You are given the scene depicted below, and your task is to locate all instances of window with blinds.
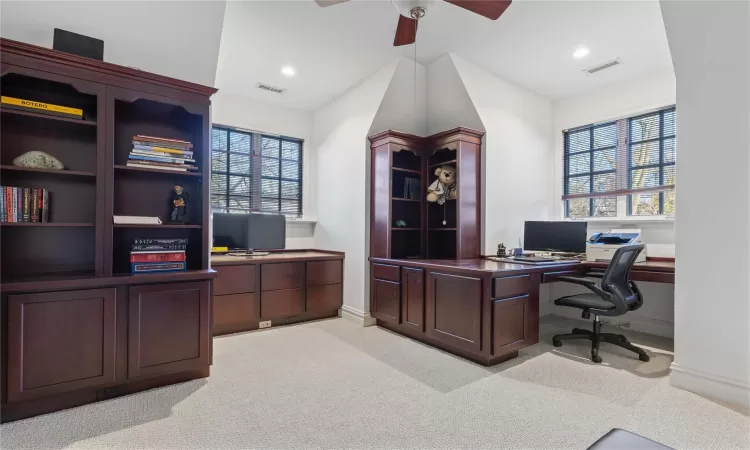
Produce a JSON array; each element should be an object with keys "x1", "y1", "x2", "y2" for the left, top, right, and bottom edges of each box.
[
  {"x1": 211, "y1": 125, "x2": 303, "y2": 217},
  {"x1": 563, "y1": 106, "x2": 675, "y2": 218}
]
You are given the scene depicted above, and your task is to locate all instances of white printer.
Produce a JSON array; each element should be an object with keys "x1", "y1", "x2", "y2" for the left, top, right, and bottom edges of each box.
[{"x1": 586, "y1": 229, "x2": 646, "y2": 263}]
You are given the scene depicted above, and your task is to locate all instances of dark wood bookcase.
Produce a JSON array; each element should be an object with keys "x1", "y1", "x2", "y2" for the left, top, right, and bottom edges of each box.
[
  {"x1": 0, "y1": 38, "x2": 217, "y2": 422},
  {"x1": 369, "y1": 127, "x2": 483, "y2": 260}
]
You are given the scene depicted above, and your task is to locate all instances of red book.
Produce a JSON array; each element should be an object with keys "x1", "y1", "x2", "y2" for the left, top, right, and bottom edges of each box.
[
  {"x1": 4, "y1": 187, "x2": 11, "y2": 222},
  {"x1": 130, "y1": 252, "x2": 186, "y2": 263}
]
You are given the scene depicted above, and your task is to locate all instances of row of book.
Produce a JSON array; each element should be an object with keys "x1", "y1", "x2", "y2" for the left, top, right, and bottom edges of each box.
[
  {"x1": 1, "y1": 95, "x2": 84, "y2": 120},
  {"x1": 127, "y1": 135, "x2": 198, "y2": 173},
  {"x1": 0, "y1": 186, "x2": 49, "y2": 223},
  {"x1": 131, "y1": 238, "x2": 188, "y2": 273}
]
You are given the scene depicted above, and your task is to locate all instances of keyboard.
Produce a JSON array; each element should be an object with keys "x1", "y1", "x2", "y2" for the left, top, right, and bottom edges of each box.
[{"x1": 512, "y1": 256, "x2": 557, "y2": 263}]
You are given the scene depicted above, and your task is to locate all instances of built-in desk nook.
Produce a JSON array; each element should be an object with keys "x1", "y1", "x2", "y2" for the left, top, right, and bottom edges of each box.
[{"x1": 211, "y1": 250, "x2": 344, "y2": 335}]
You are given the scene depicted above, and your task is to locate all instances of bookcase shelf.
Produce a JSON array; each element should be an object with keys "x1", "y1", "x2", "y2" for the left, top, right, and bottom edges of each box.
[
  {"x1": 429, "y1": 159, "x2": 457, "y2": 169},
  {"x1": 1, "y1": 222, "x2": 95, "y2": 227},
  {"x1": 113, "y1": 223, "x2": 202, "y2": 229},
  {"x1": 392, "y1": 167, "x2": 421, "y2": 175},
  {"x1": 0, "y1": 165, "x2": 96, "y2": 177},
  {"x1": 392, "y1": 197, "x2": 420, "y2": 202},
  {"x1": 0, "y1": 107, "x2": 97, "y2": 126},
  {"x1": 114, "y1": 165, "x2": 201, "y2": 177}
]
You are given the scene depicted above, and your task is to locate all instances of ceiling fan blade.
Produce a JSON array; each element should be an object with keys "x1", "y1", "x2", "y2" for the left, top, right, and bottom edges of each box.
[
  {"x1": 443, "y1": 0, "x2": 512, "y2": 20},
  {"x1": 393, "y1": 15, "x2": 418, "y2": 46},
  {"x1": 314, "y1": 0, "x2": 350, "y2": 7}
]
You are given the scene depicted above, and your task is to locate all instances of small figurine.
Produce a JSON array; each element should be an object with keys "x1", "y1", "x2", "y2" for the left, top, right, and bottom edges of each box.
[{"x1": 170, "y1": 184, "x2": 189, "y2": 223}]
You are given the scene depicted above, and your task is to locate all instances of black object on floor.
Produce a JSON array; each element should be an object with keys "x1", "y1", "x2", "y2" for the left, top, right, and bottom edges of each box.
[{"x1": 587, "y1": 428, "x2": 675, "y2": 450}]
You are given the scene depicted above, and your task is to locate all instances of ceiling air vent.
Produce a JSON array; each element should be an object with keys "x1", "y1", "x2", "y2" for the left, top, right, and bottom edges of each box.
[
  {"x1": 584, "y1": 59, "x2": 621, "y2": 75},
  {"x1": 256, "y1": 82, "x2": 286, "y2": 94}
]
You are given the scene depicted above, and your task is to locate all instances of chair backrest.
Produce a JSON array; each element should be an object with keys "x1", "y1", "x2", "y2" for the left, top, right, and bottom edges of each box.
[{"x1": 600, "y1": 244, "x2": 646, "y2": 308}]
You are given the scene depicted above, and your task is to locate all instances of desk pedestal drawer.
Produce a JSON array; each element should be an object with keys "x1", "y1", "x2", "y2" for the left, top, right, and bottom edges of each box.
[
  {"x1": 262, "y1": 263, "x2": 303, "y2": 291},
  {"x1": 213, "y1": 293, "x2": 258, "y2": 335},
  {"x1": 214, "y1": 265, "x2": 256, "y2": 295},
  {"x1": 260, "y1": 289, "x2": 304, "y2": 319},
  {"x1": 493, "y1": 275, "x2": 530, "y2": 299},
  {"x1": 307, "y1": 284, "x2": 343, "y2": 312}
]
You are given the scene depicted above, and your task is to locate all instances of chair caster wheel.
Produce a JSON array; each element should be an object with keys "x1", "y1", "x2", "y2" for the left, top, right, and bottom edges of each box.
[
  {"x1": 639, "y1": 354, "x2": 650, "y2": 362},
  {"x1": 591, "y1": 355, "x2": 603, "y2": 363},
  {"x1": 552, "y1": 339, "x2": 562, "y2": 347}
]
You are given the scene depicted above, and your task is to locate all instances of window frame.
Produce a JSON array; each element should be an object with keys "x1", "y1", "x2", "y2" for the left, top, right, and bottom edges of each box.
[
  {"x1": 211, "y1": 124, "x2": 304, "y2": 217},
  {"x1": 562, "y1": 105, "x2": 676, "y2": 219}
]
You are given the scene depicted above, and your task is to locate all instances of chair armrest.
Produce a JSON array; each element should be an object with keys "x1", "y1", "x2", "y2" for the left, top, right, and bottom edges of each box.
[{"x1": 555, "y1": 275, "x2": 600, "y2": 286}]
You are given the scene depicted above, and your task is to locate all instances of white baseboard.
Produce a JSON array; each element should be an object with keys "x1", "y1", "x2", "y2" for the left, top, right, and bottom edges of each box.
[
  {"x1": 670, "y1": 363, "x2": 750, "y2": 409},
  {"x1": 340, "y1": 305, "x2": 376, "y2": 327}
]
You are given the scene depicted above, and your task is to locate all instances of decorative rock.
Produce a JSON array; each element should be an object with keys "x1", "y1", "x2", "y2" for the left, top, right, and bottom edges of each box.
[{"x1": 13, "y1": 151, "x2": 64, "y2": 170}]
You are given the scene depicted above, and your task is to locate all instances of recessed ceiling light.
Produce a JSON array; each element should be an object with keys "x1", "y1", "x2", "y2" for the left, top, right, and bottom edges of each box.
[
  {"x1": 281, "y1": 66, "x2": 296, "y2": 77},
  {"x1": 573, "y1": 47, "x2": 590, "y2": 59}
]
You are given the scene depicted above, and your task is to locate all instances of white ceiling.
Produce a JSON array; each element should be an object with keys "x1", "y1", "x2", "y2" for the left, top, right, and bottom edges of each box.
[
  {"x1": 0, "y1": 1, "x2": 227, "y2": 87},
  {"x1": 216, "y1": 0, "x2": 672, "y2": 111}
]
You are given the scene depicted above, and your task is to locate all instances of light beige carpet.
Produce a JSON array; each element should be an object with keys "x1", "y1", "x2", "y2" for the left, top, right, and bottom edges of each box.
[{"x1": 1, "y1": 316, "x2": 748, "y2": 449}]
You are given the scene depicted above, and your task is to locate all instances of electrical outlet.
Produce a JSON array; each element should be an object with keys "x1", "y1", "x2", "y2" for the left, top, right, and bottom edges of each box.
[{"x1": 259, "y1": 320, "x2": 272, "y2": 329}]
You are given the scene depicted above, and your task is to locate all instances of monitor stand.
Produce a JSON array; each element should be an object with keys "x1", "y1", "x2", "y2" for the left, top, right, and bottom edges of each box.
[{"x1": 226, "y1": 249, "x2": 271, "y2": 257}]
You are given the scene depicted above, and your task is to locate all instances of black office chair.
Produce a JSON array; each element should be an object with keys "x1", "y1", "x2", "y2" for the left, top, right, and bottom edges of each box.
[{"x1": 552, "y1": 244, "x2": 650, "y2": 363}]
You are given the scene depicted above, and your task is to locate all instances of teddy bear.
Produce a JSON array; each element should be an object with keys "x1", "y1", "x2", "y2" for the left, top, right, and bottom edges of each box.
[{"x1": 426, "y1": 165, "x2": 457, "y2": 204}]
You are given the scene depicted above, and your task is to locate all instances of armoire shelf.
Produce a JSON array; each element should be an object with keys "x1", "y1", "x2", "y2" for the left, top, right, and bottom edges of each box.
[
  {"x1": 0, "y1": 165, "x2": 96, "y2": 177},
  {"x1": 369, "y1": 127, "x2": 483, "y2": 260},
  {"x1": 0, "y1": 106, "x2": 98, "y2": 126}
]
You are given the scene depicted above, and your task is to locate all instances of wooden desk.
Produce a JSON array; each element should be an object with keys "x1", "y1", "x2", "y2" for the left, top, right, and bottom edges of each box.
[
  {"x1": 368, "y1": 257, "x2": 674, "y2": 366},
  {"x1": 211, "y1": 250, "x2": 344, "y2": 335}
]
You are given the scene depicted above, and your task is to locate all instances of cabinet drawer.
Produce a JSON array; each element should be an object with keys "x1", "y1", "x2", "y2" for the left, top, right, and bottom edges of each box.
[
  {"x1": 371, "y1": 279, "x2": 400, "y2": 324},
  {"x1": 372, "y1": 263, "x2": 400, "y2": 282},
  {"x1": 307, "y1": 260, "x2": 343, "y2": 286},
  {"x1": 262, "y1": 263, "x2": 304, "y2": 291},
  {"x1": 213, "y1": 293, "x2": 259, "y2": 335},
  {"x1": 493, "y1": 275, "x2": 530, "y2": 299},
  {"x1": 6, "y1": 288, "x2": 117, "y2": 403},
  {"x1": 307, "y1": 284, "x2": 343, "y2": 312},
  {"x1": 214, "y1": 265, "x2": 256, "y2": 295},
  {"x1": 260, "y1": 288, "x2": 305, "y2": 319}
]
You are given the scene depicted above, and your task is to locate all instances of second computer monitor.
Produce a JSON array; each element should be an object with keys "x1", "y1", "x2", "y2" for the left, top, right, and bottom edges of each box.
[
  {"x1": 213, "y1": 213, "x2": 286, "y2": 251},
  {"x1": 523, "y1": 221, "x2": 588, "y2": 253}
]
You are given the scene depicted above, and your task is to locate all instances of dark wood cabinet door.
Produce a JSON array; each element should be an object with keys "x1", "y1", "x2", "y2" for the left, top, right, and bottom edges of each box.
[
  {"x1": 213, "y1": 293, "x2": 259, "y2": 335},
  {"x1": 401, "y1": 267, "x2": 424, "y2": 332},
  {"x1": 261, "y1": 263, "x2": 304, "y2": 291},
  {"x1": 6, "y1": 288, "x2": 117, "y2": 403},
  {"x1": 371, "y1": 279, "x2": 400, "y2": 324},
  {"x1": 214, "y1": 265, "x2": 257, "y2": 295},
  {"x1": 128, "y1": 281, "x2": 210, "y2": 379},
  {"x1": 492, "y1": 295, "x2": 530, "y2": 355},
  {"x1": 426, "y1": 272, "x2": 482, "y2": 353},
  {"x1": 260, "y1": 288, "x2": 305, "y2": 319},
  {"x1": 306, "y1": 260, "x2": 342, "y2": 286},
  {"x1": 306, "y1": 284, "x2": 343, "y2": 313}
]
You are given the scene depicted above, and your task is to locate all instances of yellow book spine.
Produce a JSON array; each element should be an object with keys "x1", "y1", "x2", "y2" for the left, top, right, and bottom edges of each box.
[
  {"x1": 146, "y1": 146, "x2": 187, "y2": 154},
  {"x1": 1, "y1": 96, "x2": 83, "y2": 116}
]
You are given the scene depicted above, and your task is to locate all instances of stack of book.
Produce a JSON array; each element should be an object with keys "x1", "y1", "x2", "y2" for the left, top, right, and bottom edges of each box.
[
  {"x1": 127, "y1": 135, "x2": 197, "y2": 173},
  {"x1": 1, "y1": 186, "x2": 49, "y2": 223},
  {"x1": 131, "y1": 238, "x2": 188, "y2": 273}
]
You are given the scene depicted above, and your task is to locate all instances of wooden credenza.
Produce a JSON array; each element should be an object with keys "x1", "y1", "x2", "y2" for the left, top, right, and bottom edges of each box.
[{"x1": 211, "y1": 251, "x2": 344, "y2": 335}]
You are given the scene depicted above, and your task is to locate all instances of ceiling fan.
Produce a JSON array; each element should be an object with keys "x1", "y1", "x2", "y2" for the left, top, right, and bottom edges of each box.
[{"x1": 314, "y1": 0, "x2": 512, "y2": 46}]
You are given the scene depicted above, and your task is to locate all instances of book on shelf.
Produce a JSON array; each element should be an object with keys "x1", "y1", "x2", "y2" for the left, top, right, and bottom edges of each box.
[
  {"x1": 130, "y1": 152, "x2": 195, "y2": 164},
  {"x1": 133, "y1": 135, "x2": 193, "y2": 149},
  {"x1": 1, "y1": 186, "x2": 49, "y2": 223},
  {"x1": 126, "y1": 162, "x2": 194, "y2": 173},
  {"x1": 126, "y1": 159, "x2": 197, "y2": 170},
  {"x1": 132, "y1": 144, "x2": 193, "y2": 156},
  {"x1": 130, "y1": 251, "x2": 186, "y2": 263},
  {"x1": 133, "y1": 238, "x2": 188, "y2": 245},
  {"x1": 131, "y1": 262, "x2": 186, "y2": 273},
  {"x1": 1, "y1": 96, "x2": 84, "y2": 119},
  {"x1": 113, "y1": 215, "x2": 162, "y2": 225},
  {"x1": 132, "y1": 244, "x2": 187, "y2": 251}
]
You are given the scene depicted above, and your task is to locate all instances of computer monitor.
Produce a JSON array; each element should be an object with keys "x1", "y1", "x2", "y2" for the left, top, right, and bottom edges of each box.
[
  {"x1": 213, "y1": 213, "x2": 286, "y2": 252},
  {"x1": 523, "y1": 221, "x2": 588, "y2": 253}
]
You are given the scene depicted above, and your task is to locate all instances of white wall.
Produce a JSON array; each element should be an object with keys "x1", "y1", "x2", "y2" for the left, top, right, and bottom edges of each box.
[
  {"x1": 0, "y1": 0, "x2": 226, "y2": 87},
  {"x1": 426, "y1": 55, "x2": 484, "y2": 136},
  {"x1": 369, "y1": 59, "x2": 427, "y2": 137},
  {"x1": 661, "y1": 0, "x2": 750, "y2": 408},
  {"x1": 451, "y1": 54, "x2": 554, "y2": 255},
  {"x1": 313, "y1": 60, "x2": 398, "y2": 316}
]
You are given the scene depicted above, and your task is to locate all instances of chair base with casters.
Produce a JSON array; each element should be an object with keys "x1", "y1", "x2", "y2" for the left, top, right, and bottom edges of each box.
[
  {"x1": 550, "y1": 244, "x2": 650, "y2": 364},
  {"x1": 552, "y1": 314, "x2": 650, "y2": 364}
]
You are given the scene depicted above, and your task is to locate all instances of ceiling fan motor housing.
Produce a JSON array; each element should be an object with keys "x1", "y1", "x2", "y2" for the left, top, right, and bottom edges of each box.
[{"x1": 392, "y1": 0, "x2": 429, "y2": 19}]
